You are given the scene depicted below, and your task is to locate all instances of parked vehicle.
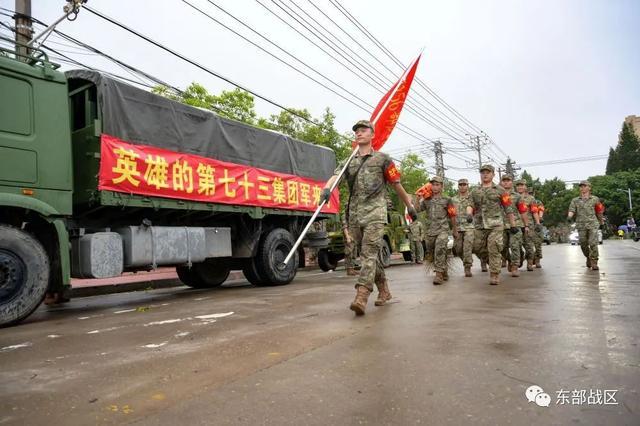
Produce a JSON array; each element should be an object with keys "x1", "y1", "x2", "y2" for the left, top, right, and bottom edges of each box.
[
  {"x1": 0, "y1": 47, "x2": 338, "y2": 326},
  {"x1": 317, "y1": 210, "x2": 412, "y2": 271}
]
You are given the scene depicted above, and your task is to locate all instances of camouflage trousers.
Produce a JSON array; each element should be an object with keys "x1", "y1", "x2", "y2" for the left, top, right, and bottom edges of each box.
[
  {"x1": 410, "y1": 239, "x2": 424, "y2": 262},
  {"x1": 454, "y1": 229, "x2": 474, "y2": 267},
  {"x1": 473, "y1": 228, "x2": 504, "y2": 274},
  {"x1": 425, "y1": 232, "x2": 449, "y2": 273},
  {"x1": 522, "y1": 229, "x2": 536, "y2": 262},
  {"x1": 349, "y1": 222, "x2": 385, "y2": 291},
  {"x1": 343, "y1": 230, "x2": 356, "y2": 270},
  {"x1": 534, "y1": 228, "x2": 543, "y2": 260},
  {"x1": 578, "y1": 227, "x2": 599, "y2": 261},
  {"x1": 501, "y1": 228, "x2": 523, "y2": 266}
]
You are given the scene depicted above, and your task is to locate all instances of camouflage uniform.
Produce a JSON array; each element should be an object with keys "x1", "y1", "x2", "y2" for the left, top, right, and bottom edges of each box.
[
  {"x1": 533, "y1": 199, "x2": 544, "y2": 264},
  {"x1": 452, "y1": 183, "x2": 474, "y2": 268},
  {"x1": 500, "y1": 183, "x2": 525, "y2": 268},
  {"x1": 470, "y1": 170, "x2": 513, "y2": 276},
  {"x1": 409, "y1": 219, "x2": 425, "y2": 263},
  {"x1": 569, "y1": 193, "x2": 603, "y2": 264},
  {"x1": 339, "y1": 150, "x2": 400, "y2": 292},
  {"x1": 418, "y1": 179, "x2": 455, "y2": 275},
  {"x1": 342, "y1": 213, "x2": 356, "y2": 272},
  {"x1": 518, "y1": 190, "x2": 538, "y2": 265}
]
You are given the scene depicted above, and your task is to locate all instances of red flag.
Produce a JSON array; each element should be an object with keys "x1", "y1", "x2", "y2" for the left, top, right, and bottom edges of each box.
[{"x1": 370, "y1": 54, "x2": 422, "y2": 151}]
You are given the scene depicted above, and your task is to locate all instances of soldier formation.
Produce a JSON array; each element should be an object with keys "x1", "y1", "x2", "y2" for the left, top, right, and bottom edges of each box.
[{"x1": 322, "y1": 120, "x2": 605, "y2": 315}]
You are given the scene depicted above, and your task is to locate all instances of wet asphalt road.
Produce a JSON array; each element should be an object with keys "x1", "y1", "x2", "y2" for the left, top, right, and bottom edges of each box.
[{"x1": 1, "y1": 241, "x2": 639, "y2": 425}]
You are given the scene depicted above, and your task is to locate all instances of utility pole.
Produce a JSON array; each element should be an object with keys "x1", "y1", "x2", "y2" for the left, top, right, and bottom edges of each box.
[
  {"x1": 433, "y1": 139, "x2": 445, "y2": 178},
  {"x1": 14, "y1": 0, "x2": 32, "y2": 61},
  {"x1": 474, "y1": 136, "x2": 482, "y2": 170}
]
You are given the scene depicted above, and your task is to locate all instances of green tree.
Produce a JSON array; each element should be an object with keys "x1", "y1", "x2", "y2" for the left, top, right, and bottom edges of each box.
[
  {"x1": 153, "y1": 83, "x2": 257, "y2": 124},
  {"x1": 387, "y1": 153, "x2": 429, "y2": 212},
  {"x1": 606, "y1": 122, "x2": 640, "y2": 174},
  {"x1": 589, "y1": 169, "x2": 640, "y2": 226}
]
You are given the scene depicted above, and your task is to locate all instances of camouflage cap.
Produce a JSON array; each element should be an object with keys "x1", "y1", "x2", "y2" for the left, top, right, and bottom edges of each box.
[
  {"x1": 457, "y1": 178, "x2": 469, "y2": 184},
  {"x1": 579, "y1": 180, "x2": 591, "y2": 187},
  {"x1": 501, "y1": 173, "x2": 513, "y2": 181},
  {"x1": 430, "y1": 176, "x2": 444, "y2": 184},
  {"x1": 479, "y1": 164, "x2": 495, "y2": 172},
  {"x1": 515, "y1": 179, "x2": 527, "y2": 186},
  {"x1": 352, "y1": 120, "x2": 374, "y2": 132}
]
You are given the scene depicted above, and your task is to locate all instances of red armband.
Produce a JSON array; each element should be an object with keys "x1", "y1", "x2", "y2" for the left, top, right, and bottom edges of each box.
[
  {"x1": 538, "y1": 204, "x2": 545, "y2": 212},
  {"x1": 415, "y1": 182, "x2": 432, "y2": 199},
  {"x1": 517, "y1": 201, "x2": 528, "y2": 214},
  {"x1": 500, "y1": 193, "x2": 512, "y2": 207},
  {"x1": 530, "y1": 203, "x2": 539, "y2": 213},
  {"x1": 384, "y1": 161, "x2": 401, "y2": 183},
  {"x1": 594, "y1": 202, "x2": 605, "y2": 214},
  {"x1": 447, "y1": 204, "x2": 457, "y2": 218}
]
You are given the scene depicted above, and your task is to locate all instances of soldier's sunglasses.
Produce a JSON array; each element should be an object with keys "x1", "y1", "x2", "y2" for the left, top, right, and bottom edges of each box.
[{"x1": 458, "y1": 183, "x2": 468, "y2": 186}]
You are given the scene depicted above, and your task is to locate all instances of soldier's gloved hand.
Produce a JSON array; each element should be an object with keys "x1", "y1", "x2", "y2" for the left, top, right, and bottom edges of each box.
[
  {"x1": 539, "y1": 219, "x2": 544, "y2": 224},
  {"x1": 522, "y1": 226, "x2": 529, "y2": 235},
  {"x1": 466, "y1": 214, "x2": 473, "y2": 224},
  {"x1": 509, "y1": 227, "x2": 519, "y2": 235},
  {"x1": 408, "y1": 206, "x2": 418, "y2": 222},
  {"x1": 599, "y1": 223, "x2": 605, "y2": 230},
  {"x1": 319, "y1": 188, "x2": 331, "y2": 205},
  {"x1": 452, "y1": 229, "x2": 459, "y2": 239},
  {"x1": 534, "y1": 224, "x2": 543, "y2": 232}
]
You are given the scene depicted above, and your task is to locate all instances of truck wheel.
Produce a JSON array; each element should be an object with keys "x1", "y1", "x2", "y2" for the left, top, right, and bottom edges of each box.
[
  {"x1": 242, "y1": 257, "x2": 267, "y2": 286},
  {"x1": 0, "y1": 225, "x2": 49, "y2": 327},
  {"x1": 317, "y1": 249, "x2": 337, "y2": 271},
  {"x1": 402, "y1": 251, "x2": 412, "y2": 262},
  {"x1": 176, "y1": 262, "x2": 230, "y2": 288},
  {"x1": 379, "y1": 240, "x2": 391, "y2": 268},
  {"x1": 254, "y1": 228, "x2": 298, "y2": 286}
]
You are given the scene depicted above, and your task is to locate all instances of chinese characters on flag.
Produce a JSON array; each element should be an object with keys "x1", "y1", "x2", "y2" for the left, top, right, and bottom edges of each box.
[{"x1": 99, "y1": 134, "x2": 339, "y2": 213}]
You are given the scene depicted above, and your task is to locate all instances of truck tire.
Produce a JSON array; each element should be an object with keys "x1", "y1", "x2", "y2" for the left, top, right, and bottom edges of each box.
[
  {"x1": 402, "y1": 251, "x2": 412, "y2": 262},
  {"x1": 254, "y1": 228, "x2": 298, "y2": 286},
  {"x1": 242, "y1": 257, "x2": 267, "y2": 286},
  {"x1": 317, "y1": 248, "x2": 337, "y2": 271},
  {"x1": 0, "y1": 225, "x2": 49, "y2": 327},
  {"x1": 379, "y1": 239, "x2": 391, "y2": 268},
  {"x1": 176, "y1": 261, "x2": 230, "y2": 288}
]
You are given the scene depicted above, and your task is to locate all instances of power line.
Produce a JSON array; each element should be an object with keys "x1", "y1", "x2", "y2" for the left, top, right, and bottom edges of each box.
[{"x1": 83, "y1": 4, "x2": 325, "y2": 129}]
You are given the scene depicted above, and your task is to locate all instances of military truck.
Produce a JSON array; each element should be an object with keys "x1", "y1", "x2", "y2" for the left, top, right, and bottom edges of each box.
[
  {"x1": 0, "y1": 45, "x2": 338, "y2": 326},
  {"x1": 316, "y1": 209, "x2": 412, "y2": 271}
]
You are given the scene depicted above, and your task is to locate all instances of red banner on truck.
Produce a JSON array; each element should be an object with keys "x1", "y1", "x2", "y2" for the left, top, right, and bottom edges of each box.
[{"x1": 98, "y1": 134, "x2": 339, "y2": 213}]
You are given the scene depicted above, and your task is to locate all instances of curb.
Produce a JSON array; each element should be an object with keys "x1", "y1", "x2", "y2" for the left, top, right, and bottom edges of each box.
[{"x1": 69, "y1": 271, "x2": 245, "y2": 298}]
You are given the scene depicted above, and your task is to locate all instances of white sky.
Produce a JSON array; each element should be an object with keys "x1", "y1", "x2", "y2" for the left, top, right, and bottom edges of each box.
[{"x1": 2, "y1": 0, "x2": 638, "y2": 183}]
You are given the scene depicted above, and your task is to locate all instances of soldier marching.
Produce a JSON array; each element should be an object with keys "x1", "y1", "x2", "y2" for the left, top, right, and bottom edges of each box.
[
  {"x1": 321, "y1": 120, "x2": 417, "y2": 315},
  {"x1": 568, "y1": 180, "x2": 605, "y2": 270}
]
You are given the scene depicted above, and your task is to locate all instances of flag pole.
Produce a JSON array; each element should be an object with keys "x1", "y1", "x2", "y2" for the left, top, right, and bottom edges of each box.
[{"x1": 281, "y1": 54, "x2": 421, "y2": 268}]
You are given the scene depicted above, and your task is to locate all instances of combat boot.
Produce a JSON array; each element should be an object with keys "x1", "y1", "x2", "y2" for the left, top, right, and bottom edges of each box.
[
  {"x1": 585, "y1": 258, "x2": 591, "y2": 268},
  {"x1": 510, "y1": 265, "x2": 520, "y2": 277},
  {"x1": 590, "y1": 259, "x2": 599, "y2": 271},
  {"x1": 350, "y1": 286, "x2": 370, "y2": 315},
  {"x1": 535, "y1": 258, "x2": 542, "y2": 269},
  {"x1": 526, "y1": 260, "x2": 534, "y2": 271},
  {"x1": 433, "y1": 272, "x2": 444, "y2": 285},
  {"x1": 489, "y1": 273, "x2": 499, "y2": 285},
  {"x1": 374, "y1": 280, "x2": 392, "y2": 306},
  {"x1": 481, "y1": 259, "x2": 488, "y2": 272},
  {"x1": 443, "y1": 270, "x2": 449, "y2": 281},
  {"x1": 501, "y1": 259, "x2": 507, "y2": 268},
  {"x1": 464, "y1": 266, "x2": 472, "y2": 277},
  {"x1": 346, "y1": 267, "x2": 358, "y2": 276}
]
